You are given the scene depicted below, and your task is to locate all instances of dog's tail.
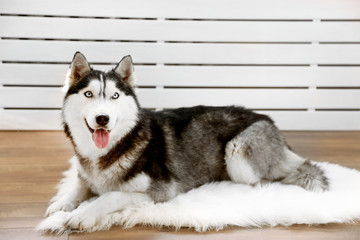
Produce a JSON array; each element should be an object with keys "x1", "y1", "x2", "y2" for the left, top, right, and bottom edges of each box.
[{"x1": 281, "y1": 150, "x2": 329, "y2": 192}]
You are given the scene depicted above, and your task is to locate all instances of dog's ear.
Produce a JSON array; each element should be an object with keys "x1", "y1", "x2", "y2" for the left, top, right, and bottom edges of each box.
[
  {"x1": 67, "y1": 52, "x2": 91, "y2": 86},
  {"x1": 114, "y1": 55, "x2": 135, "y2": 87}
]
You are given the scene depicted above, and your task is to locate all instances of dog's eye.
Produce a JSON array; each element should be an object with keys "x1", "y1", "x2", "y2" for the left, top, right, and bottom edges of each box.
[
  {"x1": 112, "y1": 92, "x2": 119, "y2": 99},
  {"x1": 84, "y1": 91, "x2": 93, "y2": 98}
]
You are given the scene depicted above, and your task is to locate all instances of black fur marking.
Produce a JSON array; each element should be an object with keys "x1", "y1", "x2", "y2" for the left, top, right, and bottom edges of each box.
[
  {"x1": 105, "y1": 70, "x2": 140, "y2": 107},
  {"x1": 99, "y1": 73, "x2": 104, "y2": 97},
  {"x1": 65, "y1": 70, "x2": 102, "y2": 98},
  {"x1": 63, "y1": 122, "x2": 76, "y2": 147},
  {"x1": 63, "y1": 122, "x2": 92, "y2": 171},
  {"x1": 124, "y1": 114, "x2": 172, "y2": 183},
  {"x1": 63, "y1": 122, "x2": 71, "y2": 139},
  {"x1": 97, "y1": 122, "x2": 147, "y2": 170},
  {"x1": 77, "y1": 153, "x2": 92, "y2": 171},
  {"x1": 102, "y1": 73, "x2": 107, "y2": 98},
  {"x1": 84, "y1": 119, "x2": 94, "y2": 133},
  {"x1": 107, "y1": 70, "x2": 133, "y2": 95},
  {"x1": 161, "y1": 106, "x2": 272, "y2": 141}
]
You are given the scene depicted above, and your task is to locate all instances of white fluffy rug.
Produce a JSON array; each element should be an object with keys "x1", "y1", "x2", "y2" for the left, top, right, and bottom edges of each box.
[{"x1": 38, "y1": 162, "x2": 360, "y2": 233}]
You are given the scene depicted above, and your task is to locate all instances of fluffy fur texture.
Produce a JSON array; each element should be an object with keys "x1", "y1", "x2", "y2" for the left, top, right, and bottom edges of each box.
[{"x1": 37, "y1": 162, "x2": 360, "y2": 233}]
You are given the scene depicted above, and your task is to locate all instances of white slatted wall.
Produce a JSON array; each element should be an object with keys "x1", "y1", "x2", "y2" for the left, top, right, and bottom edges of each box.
[{"x1": 1, "y1": 0, "x2": 360, "y2": 130}]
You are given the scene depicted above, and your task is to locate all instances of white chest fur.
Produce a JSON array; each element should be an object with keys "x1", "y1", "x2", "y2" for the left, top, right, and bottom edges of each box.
[{"x1": 78, "y1": 160, "x2": 151, "y2": 195}]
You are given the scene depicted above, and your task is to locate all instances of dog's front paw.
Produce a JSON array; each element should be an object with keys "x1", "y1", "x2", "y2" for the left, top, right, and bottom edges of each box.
[
  {"x1": 46, "y1": 200, "x2": 76, "y2": 217},
  {"x1": 36, "y1": 211, "x2": 71, "y2": 234},
  {"x1": 64, "y1": 209, "x2": 101, "y2": 232}
]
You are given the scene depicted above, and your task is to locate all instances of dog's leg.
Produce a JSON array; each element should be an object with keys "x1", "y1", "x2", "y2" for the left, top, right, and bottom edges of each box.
[
  {"x1": 64, "y1": 191, "x2": 152, "y2": 232},
  {"x1": 46, "y1": 156, "x2": 91, "y2": 216},
  {"x1": 225, "y1": 120, "x2": 328, "y2": 192}
]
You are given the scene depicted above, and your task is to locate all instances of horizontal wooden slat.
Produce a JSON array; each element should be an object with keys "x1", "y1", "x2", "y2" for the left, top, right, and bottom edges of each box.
[
  {"x1": 1, "y1": 0, "x2": 360, "y2": 19},
  {"x1": 1, "y1": 40, "x2": 360, "y2": 64},
  {"x1": 0, "y1": 110, "x2": 62, "y2": 130},
  {"x1": 0, "y1": 87, "x2": 63, "y2": 108},
  {"x1": 261, "y1": 111, "x2": 360, "y2": 130},
  {"x1": 138, "y1": 89, "x2": 360, "y2": 109},
  {"x1": 1, "y1": 110, "x2": 359, "y2": 130},
  {"x1": 1, "y1": 64, "x2": 360, "y2": 87},
  {"x1": 2, "y1": 16, "x2": 360, "y2": 42},
  {"x1": 0, "y1": 64, "x2": 68, "y2": 85},
  {"x1": 136, "y1": 66, "x2": 360, "y2": 87},
  {"x1": 1, "y1": 87, "x2": 359, "y2": 109}
]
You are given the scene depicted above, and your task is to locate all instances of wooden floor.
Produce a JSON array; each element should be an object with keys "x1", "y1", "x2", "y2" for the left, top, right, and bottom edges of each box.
[{"x1": 0, "y1": 131, "x2": 359, "y2": 240}]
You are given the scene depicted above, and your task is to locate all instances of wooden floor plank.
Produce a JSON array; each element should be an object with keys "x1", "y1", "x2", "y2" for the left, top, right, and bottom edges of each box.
[
  {"x1": 0, "y1": 131, "x2": 359, "y2": 240},
  {"x1": 283, "y1": 132, "x2": 360, "y2": 169},
  {"x1": 0, "y1": 182, "x2": 58, "y2": 203},
  {"x1": 0, "y1": 202, "x2": 46, "y2": 218},
  {"x1": 0, "y1": 165, "x2": 68, "y2": 183},
  {"x1": 0, "y1": 203, "x2": 47, "y2": 229},
  {"x1": 0, "y1": 217, "x2": 45, "y2": 229},
  {"x1": 0, "y1": 131, "x2": 73, "y2": 166},
  {"x1": 0, "y1": 229, "x2": 68, "y2": 240}
]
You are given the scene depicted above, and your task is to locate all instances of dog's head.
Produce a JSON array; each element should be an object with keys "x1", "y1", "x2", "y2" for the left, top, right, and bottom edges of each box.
[{"x1": 62, "y1": 52, "x2": 140, "y2": 154}]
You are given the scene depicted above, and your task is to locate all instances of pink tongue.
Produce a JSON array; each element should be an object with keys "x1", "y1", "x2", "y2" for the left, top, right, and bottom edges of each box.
[{"x1": 92, "y1": 129, "x2": 110, "y2": 149}]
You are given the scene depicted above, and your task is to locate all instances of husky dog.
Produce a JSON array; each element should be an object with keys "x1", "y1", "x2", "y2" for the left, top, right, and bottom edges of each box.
[{"x1": 44, "y1": 52, "x2": 328, "y2": 232}]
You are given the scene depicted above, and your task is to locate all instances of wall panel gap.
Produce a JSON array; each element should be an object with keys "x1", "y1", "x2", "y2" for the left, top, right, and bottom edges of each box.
[
  {"x1": 155, "y1": 17, "x2": 166, "y2": 111},
  {"x1": 308, "y1": 27, "x2": 320, "y2": 113}
]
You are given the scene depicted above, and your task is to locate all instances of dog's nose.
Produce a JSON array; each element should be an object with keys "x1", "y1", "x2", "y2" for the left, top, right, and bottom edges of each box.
[{"x1": 96, "y1": 114, "x2": 109, "y2": 126}]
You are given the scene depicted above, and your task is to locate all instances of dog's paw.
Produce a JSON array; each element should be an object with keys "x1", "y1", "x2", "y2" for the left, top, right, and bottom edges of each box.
[
  {"x1": 36, "y1": 211, "x2": 71, "y2": 234},
  {"x1": 46, "y1": 200, "x2": 76, "y2": 217},
  {"x1": 64, "y1": 209, "x2": 101, "y2": 232}
]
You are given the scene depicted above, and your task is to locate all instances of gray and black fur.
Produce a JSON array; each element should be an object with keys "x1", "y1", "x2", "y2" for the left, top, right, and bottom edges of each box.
[{"x1": 63, "y1": 52, "x2": 329, "y2": 203}]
